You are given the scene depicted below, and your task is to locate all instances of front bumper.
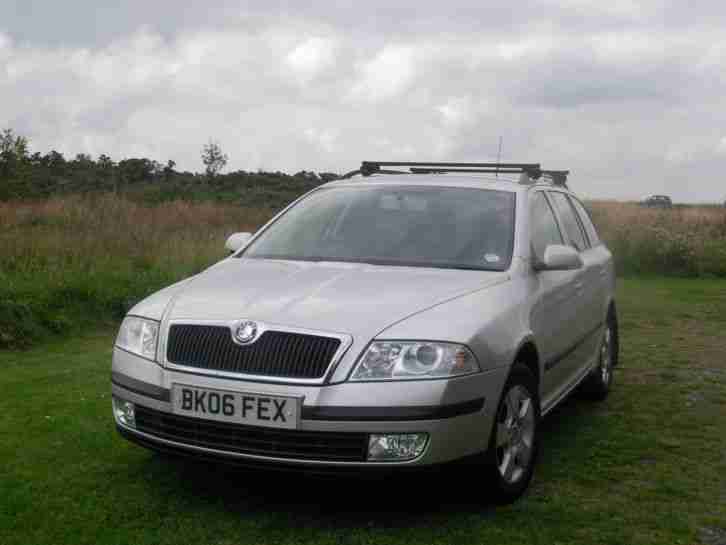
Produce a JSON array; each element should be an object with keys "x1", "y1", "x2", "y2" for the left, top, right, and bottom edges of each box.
[
  {"x1": 115, "y1": 425, "x2": 482, "y2": 476},
  {"x1": 112, "y1": 348, "x2": 509, "y2": 468}
]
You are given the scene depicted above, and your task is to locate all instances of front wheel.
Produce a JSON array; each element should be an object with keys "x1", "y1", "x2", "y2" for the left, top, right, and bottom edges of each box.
[
  {"x1": 483, "y1": 363, "x2": 540, "y2": 504},
  {"x1": 582, "y1": 314, "x2": 617, "y2": 400}
]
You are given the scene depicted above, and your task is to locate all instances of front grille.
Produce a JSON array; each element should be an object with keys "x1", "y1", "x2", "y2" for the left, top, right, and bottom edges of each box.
[
  {"x1": 166, "y1": 324, "x2": 341, "y2": 380},
  {"x1": 134, "y1": 405, "x2": 368, "y2": 462}
]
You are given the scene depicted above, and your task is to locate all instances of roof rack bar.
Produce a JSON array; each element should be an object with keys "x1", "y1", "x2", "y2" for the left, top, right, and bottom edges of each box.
[
  {"x1": 541, "y1": 170, "x2": 570, "y2": 187},
  {"x1": 409, "y1": 167, "x2": 528, "y2": 174},
  {"x1": 363, "y1": 161, "x2": 540, "y2": 169},
  {"x1": 345, "y1": 160, "x2": 570, "y2": 187},
  {"x1": 360, "y1": 161, "x2": 543, "y2": 179}
]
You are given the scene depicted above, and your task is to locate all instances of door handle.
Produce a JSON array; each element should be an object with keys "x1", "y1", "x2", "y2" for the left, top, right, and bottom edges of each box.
[{"x1": 575, "y1": 281, "x2": 584, "y2": 292}]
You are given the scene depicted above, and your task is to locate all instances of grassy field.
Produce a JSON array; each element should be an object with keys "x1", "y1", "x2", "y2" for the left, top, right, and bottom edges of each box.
[
  {"x1": 1, "y1": 277, "x2": 725, "y2": 545},
  {"x1": 589, "y1": 201, "x2": 726, "y2": 278},
  {"x1": 0, "y1": 196, "x2": 270, "y2": 348},
  {"x1": 2, "y1": 194, "x2": 726, "y2": 350}
]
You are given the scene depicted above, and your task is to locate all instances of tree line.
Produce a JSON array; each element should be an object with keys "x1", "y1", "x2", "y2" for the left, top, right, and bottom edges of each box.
[{"x1": 0, "y1": 129, "x2": 339, "y2": 207}]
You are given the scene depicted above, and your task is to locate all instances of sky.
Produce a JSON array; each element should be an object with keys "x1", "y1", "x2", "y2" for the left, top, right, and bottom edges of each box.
[{"x1": 1, "y1": 0, "x2": 725, "y2": 202}]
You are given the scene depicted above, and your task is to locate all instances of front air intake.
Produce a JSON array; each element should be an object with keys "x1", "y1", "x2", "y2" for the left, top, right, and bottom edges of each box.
[{"x1": 166, "y1": 324, "x2": 341, "y2": 380}]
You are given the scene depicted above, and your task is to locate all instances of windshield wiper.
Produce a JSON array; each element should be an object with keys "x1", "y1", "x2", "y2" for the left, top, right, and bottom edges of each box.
[{"x1": 243, "y1": 255, "x2": 501, "y2": 271}]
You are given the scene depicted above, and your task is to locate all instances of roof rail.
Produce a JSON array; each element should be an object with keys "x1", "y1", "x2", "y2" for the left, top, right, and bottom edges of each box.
[{"x1": 341, "y1": 161, "x2": 570, "y2": 187}]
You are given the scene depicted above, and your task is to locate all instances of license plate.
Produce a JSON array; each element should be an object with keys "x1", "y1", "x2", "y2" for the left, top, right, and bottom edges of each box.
[{"x1": 171, "y1": 384, "x2": 300, "y2": 430}]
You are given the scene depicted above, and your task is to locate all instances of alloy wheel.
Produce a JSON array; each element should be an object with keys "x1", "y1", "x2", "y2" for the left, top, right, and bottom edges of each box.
[{"x1": 495, "y1": 385, "x2": 536, "y2": 485}]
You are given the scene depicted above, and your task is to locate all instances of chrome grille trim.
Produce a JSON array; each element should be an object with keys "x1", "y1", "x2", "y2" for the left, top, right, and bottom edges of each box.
[{"x1": 160, "y1": 319, "x2": 353, "y2": 385}]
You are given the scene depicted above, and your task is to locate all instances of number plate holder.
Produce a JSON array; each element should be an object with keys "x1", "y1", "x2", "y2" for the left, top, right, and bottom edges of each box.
[{"x1": 171, "y1": 384, "x2": 301, "y2": 430}]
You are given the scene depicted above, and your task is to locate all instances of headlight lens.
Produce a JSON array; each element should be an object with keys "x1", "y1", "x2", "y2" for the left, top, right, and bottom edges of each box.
[
  {"x1": 350, "y1": 341, "x2": 480, "y2": 381},
  {"x1": 115, "y1": 316, "x2": 159, "y2": 361}
]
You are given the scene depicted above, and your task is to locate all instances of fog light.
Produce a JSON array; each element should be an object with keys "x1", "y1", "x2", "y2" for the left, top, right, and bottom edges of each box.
[
  {"x1": 113, "y1": 397, "x2": 136, "y2": 428},
  {"x1": 367, "y1": 433, "x2": 428, "y2": 461}
]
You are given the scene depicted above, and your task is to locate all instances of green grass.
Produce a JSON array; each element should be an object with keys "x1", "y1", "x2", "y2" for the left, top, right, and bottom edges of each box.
[{"x1": 1, "y1": 277, "x2": 725, "y2": 545}]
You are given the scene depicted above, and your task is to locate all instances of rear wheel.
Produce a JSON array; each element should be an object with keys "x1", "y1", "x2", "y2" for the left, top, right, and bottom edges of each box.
[{"x1": 483, "y1": 363, "x2": 540, "y2": 504}]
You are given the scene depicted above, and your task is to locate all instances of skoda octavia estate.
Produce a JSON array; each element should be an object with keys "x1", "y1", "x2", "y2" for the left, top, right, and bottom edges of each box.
[{"x1": 112, "y1": 161, "x2": 618, "y2": 503}]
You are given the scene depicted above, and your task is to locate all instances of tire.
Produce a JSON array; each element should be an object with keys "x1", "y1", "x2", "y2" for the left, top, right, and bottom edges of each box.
[
  {"x1": 482, "y1": 363, "x2": 540, "y2": 504},
  {"x1": 581, "y1": 311, "x2": 617, "y2": 400}
]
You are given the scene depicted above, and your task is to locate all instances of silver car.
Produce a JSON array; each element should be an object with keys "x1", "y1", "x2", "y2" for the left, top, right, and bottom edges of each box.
[{"x1": 112, "y1": 161, "x2": 618, "y2": 503}]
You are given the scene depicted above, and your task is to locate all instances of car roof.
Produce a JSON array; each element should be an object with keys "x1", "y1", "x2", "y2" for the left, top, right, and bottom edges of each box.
[{"x1": 323, "y1": 173, "x2": 571, "y2": 195}]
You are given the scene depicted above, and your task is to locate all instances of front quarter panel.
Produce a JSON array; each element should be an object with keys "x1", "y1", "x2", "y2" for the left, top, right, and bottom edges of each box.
[
  {"x1": 374, "y1": 275, "x2": 530, "y2": 375},
  {"x1": 126, "y1": 277, "x2": 196, "y2": 321}
]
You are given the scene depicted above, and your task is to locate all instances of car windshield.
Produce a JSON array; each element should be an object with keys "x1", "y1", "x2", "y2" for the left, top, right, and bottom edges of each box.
[{"x1": 241, "y1": 185, "x2": 516, "y2": 271}]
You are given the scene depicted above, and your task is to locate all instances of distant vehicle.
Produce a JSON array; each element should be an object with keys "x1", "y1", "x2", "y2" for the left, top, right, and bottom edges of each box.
[
  {"x1": 112, "y1": 160, "x2": 618, "y2": 504},
  {"x1": 641, "y1": 195, "x2": 673, "y2": 208}
]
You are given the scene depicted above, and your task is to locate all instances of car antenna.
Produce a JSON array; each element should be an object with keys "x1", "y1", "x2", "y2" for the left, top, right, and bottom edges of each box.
[{"x1": 496, "y1": 135, "x2": 503, "y2": 179}]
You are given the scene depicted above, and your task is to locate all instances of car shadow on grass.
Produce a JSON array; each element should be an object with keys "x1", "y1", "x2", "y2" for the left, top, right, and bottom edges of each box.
[
  {"x1": 140, "y1": 455, "x2": 491, "y2": 528},
  {"x1": 133, "y1": 391, "x2": 603, "y2": 530}
]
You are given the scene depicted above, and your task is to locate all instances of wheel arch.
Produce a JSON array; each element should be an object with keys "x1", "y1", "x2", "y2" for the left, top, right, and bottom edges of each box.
[{"x1": 511, "y1": 335, "x2": 541, "y2": 391}]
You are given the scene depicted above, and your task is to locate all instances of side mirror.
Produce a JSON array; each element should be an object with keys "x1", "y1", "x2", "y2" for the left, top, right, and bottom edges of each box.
[
  {"x1": 224, "y1": 232, "x2": 252, "y2": 253},
  {"x1": 535, "y1": 244, "x2": 583, "y2": 271}
]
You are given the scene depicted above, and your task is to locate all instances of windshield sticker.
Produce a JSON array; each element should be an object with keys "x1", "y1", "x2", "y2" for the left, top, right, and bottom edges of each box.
[{"x1": 484, "y1": 254, "x2": 501, "y2": 264}]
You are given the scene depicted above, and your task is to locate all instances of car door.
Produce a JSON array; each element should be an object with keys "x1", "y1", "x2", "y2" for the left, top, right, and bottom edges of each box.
[
  {"x1": 547, "y1": 191, "x2": 601, "y2": 381},
  {"x1": 527, "y1": 190, "x2": 583, "y2": 408},
  {"x1": 569, "y1": 196, "x2": 612, "y2": 329}
]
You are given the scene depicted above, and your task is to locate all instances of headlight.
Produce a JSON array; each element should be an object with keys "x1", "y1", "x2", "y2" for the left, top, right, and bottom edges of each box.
[
  {"x1": 115, "y1": 316, "x2": 159, "y2": 361},
  {"x1": 350, "y1": 341, "x2": 480, "y2": 381}
]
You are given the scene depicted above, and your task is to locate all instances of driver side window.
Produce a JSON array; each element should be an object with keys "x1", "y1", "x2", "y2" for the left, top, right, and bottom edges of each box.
[{"x1": 530, "y1": 191, "x2": 564, "y2": 263}]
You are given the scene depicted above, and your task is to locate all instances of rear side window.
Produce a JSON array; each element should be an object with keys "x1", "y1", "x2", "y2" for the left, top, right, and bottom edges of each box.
[
  {"x1": 529, "y1": 191, "x2": 564, "y2": 262},
  {"x1": 569, "y1": 197, "x2": 600, "y2": 246},
  {"x1": 548, "y1": 192, "x2": 589, "y2": 252}
]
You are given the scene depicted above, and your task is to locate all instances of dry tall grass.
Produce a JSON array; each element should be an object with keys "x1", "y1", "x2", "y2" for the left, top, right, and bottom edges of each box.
[
  {"x1": 589, "y1": 202, "x2": 726, "y2": 277},
  {"x1": 0, "y1": 195, "x2": 273, "y2": 347},
  {"x1": 1, "y1": 195, "x2": 270, "y2": 275},
  {"x1": 2, "y1": 194, "x2": 725, "y2": 348}
]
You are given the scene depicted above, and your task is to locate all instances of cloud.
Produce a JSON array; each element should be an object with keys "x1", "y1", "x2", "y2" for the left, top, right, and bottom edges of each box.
[
  {"x1": 0, "y1": 32, "x2": 10, "y2": 55},
  {"x1": 1, "y1": 2, "x2": 726, "y2": 202},
  {"x1": 303, "y1": 127, "x2": 339, "y2": 154},
  {"x1": 349, "y1": 44, "x2": 418, "y2": 102},
  {"x1": 286, "y1": 36, "x2": 337, "y2": 83},
  {"x1": 437, "y1": 97, "x2": 475, "y2": 127},
  {"x1": 542, "y1": 0, "x2": 649, "y2": 19}
]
